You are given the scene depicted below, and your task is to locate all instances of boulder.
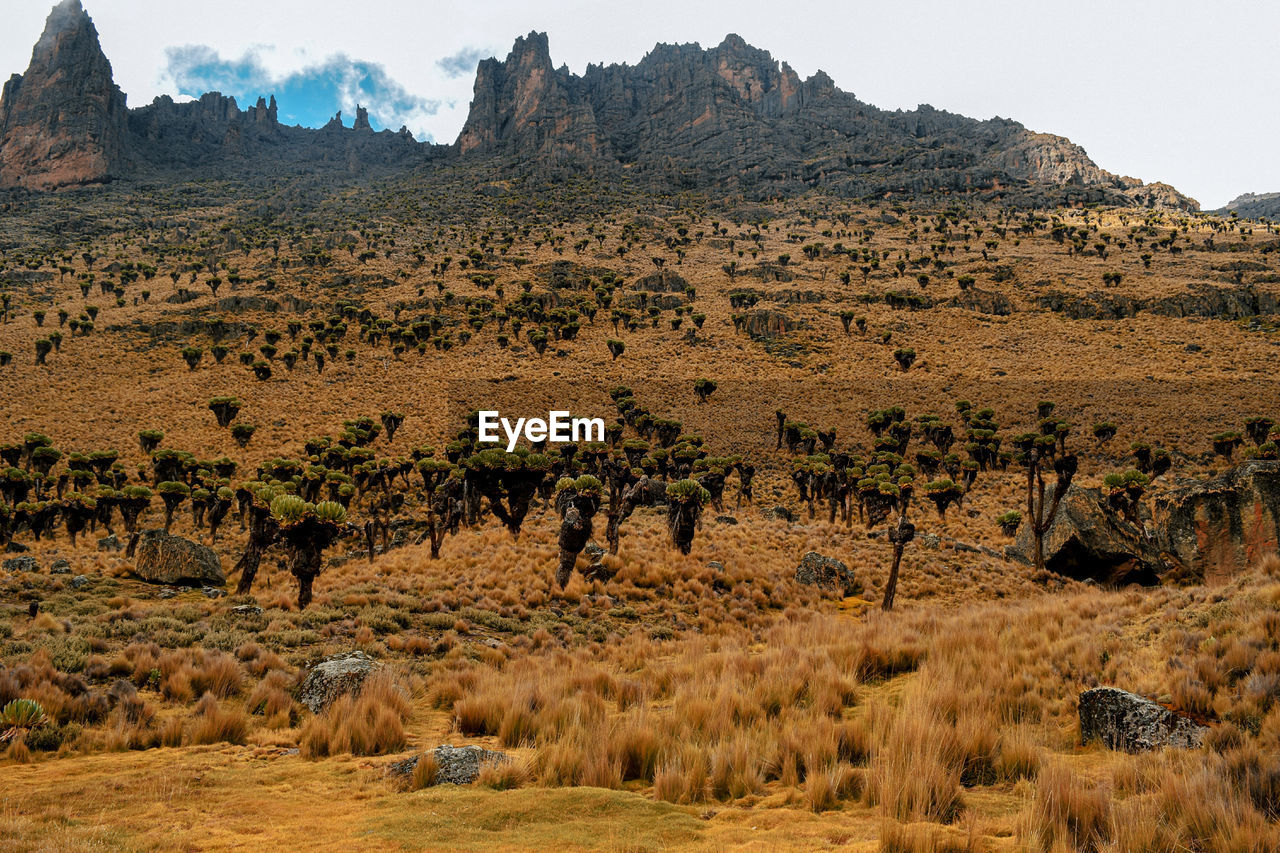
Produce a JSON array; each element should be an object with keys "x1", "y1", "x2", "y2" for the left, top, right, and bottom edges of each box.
[
  {"x1": 97, "y1": 534, "x2": 123, "y2": 552},
  {"x1": 50, "y1": 558, "x2": 71, "y2": 574},
  {"x1": 70, "y1": 574, "x2": 90, "y2": 589},
  {"x1": 298, "y1": 651, "x2": 380, "y2": 713},
  {"x1": 764, "y1": 505, "x2": 793, "y2": 523},
  {"x1": 131, "y1": 529, "x2": 224, "y2": 586},
  {"x1": 386, "y1": 744, "x2": 510, "y2": 786},
  {"x1": 1153, "y1": 460, "x2": 1280, "y2": 584},
  {"x1": 4, "y1": 556, "x2": 38, "y2": 573},
  {"x1": 1078, "y1": 687, "x2": 1208, "y2": 752},
  {"x1": 1006, "y1": 485, "x2": 1160, "y2": 585},
  {"x1": 795, "y1": 551, "x2": 858, "y2": 597}
]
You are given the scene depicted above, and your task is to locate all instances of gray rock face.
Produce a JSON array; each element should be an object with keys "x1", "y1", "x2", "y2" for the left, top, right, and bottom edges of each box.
[
  {"x1": 386, "y1": 744, "x2": 510, "y2": 787},
  {"x1": 1038, "y1": 283, "x2": 1280, "y2": 322},
  {"x1": 50, "y1": 558, "x2": 71, "y2": 573},
  {"x1": 97, "y1": 534, "x2": 123, "y2": 552},
  {"x1": 1006, "y1": 484, "x2": 1160, "y2": 585},
  {"x1": 0, "y1": 0, "x2": 129, "y2": 189},
  {"x1": 132, "y1": 530, "x2": 224, "y2": 586},
  {"x1": 4, "y1": 556, "x2": 38, "y2": 573},
  {"x1": 457, "y1": 32, "x2": 1194, "y2": 209},
  {"x1": 795, "y1": 551, "x2": 857, "y2": 597},
  {"x1": 70, "y1": 574, "x2": 89, "y2": 589},
  {"x1": 1079, "y1": 687, "x2": 1208, "y2": 752},
  {"x1": 1153, "y1": 460, "x2": 1280, "y2": 585},
  {"x1": 298, "y1": 651, "x2": 379, "y2": 714}
]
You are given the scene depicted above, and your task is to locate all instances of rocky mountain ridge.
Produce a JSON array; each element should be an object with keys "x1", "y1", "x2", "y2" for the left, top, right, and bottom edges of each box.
[
  {"x1": 1219, "y1": 192, "x2": 1280, "y2": 219},
  {"x1": 459, "y1": 32, "x2": 1193, "y2": 209},
  {"x1": 0, "y1": 0, "x2": 1198, "y2": 210}
]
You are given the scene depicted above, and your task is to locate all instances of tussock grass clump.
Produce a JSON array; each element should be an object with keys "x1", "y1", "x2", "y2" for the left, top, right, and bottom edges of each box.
[
  {"x1": 186, "y1": 692, "x2": 248, "y2": 746},
  {"x1": 299, "y1": 670, "x2": 410, "y2": 758},
  {"x1": 1024, "y1": 760, "x2": 1111, "y2": 852},
  {"x1": 409, "y1": 751, "x2": 439, "y2": 791}
]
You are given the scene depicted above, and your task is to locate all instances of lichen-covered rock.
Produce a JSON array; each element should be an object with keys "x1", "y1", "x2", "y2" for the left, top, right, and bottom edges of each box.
[
  {"x1": 131, "y1": 530, "x2": 224, "y2": 586},
  {"x1": 298, "y1": 651, "x2": 379, "y2": 714},
  {"x1": 3, "y1": 556, "x2": 38, "y2": 573},
  {"x1": 1079, "y1": 687, "x2": 1208, "y2": 752},
  {"x1": 764, "y1": 505, "x2": 793, "y2": 523},
  {"x1": 795, "y1": 551, "x2": 857, "y2": 597},
  {"x1": 386, "y1": 744, "x2": 510, "y2": 787},
  {"x1": 1006, "y1": 484, "x2": 1160, "y2": 585},
  {"x1": 1153, "y1": 460, "x2": 1280, "y2": 584}
]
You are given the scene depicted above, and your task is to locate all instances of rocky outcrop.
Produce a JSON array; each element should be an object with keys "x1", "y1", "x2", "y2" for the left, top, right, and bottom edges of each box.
[
  {"x1": 298, "y1": 651, "x2": 380, "y2": 713},
  {"x1": 131, "y1": 530, "x2": 224, "y2": 586},
  {"x1": 386, "y1": 744, "x2": 510, "y2": 786},
  {"x1": 740, "y1": 309, "x2": 801, "y2": 338},
  {"x1": 1006, "y1": 485, "x2": 1161, "y2": 585},
  {"x1": 794, "y1": 551, "x2": 858, "y2": 597},
  {"x1": 0, "y1": 0, "x2": 129, "y2": 189},
  {"x1": 1154, "y1": 461, "x2": 1280, "y2": 585},
  {"x1": 1078, "y1": 687, "x2": 1208, "y2": 752},
  {"x1": 126, "y1": 91, "x2": 424, "y2": 174},
  {"x1": 1038, "y1": 284, "x2": 1280, "y2": 321},
  {"x1": 456, "y1": 32, "x2": 1196, "y2": 209},
  {"x1": 945, "y1": 288, "x2": 1014, "y2": 316}
]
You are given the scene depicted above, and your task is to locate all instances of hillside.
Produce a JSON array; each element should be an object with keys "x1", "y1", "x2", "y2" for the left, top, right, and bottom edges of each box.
[{"x1": 0, "y1": 165, "x2": 1278, "y2": 848}]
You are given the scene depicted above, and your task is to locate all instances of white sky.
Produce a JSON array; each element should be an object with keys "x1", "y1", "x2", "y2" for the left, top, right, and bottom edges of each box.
[{"x1": 3, "y1": 0, "x2": 1276, "y2": 209}]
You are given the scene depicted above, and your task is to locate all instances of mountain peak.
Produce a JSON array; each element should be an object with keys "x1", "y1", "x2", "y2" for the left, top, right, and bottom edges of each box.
[
  {"x1": 34, "y1": 0, "x2": 91, "y2": 52},
  {"x1": 0, "y1": 0, "x2": 128, "y2": 189}
]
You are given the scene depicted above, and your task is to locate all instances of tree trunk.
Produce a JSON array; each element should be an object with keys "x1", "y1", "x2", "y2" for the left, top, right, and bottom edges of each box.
[{"x1": 882, "y1": 543, "x2": 905, "y2": 611}]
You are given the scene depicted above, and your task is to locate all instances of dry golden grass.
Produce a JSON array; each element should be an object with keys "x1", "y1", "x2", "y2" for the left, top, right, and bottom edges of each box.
[
  {"x1": 1, "y1": 194, "x2": 1279, "y2": 849},
  {"x1": 299, "y1": 669, "x2": 410, "y2": 758}
]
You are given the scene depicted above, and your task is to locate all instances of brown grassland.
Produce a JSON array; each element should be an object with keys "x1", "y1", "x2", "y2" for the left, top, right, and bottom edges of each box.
[{"x1": 1, "y1": 177, "x2": 1279, "y2": 851}]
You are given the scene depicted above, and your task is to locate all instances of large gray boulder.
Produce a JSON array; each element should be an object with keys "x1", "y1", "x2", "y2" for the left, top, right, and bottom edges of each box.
[
  {"x1": 298, "y1": 651, "x2": 380, "y2": 713},
  {"x1": 1079, "y1": 687, "x2": 1208, "y2": 752},
  {"x1": 4, "y1": 556, "x2": 38, "y2": 573},
  {"x1": 1153, "y1": 460, "x2": 1280, "y2": 584},
  {"x1": 1006, "y1": 485, "x2": 1160, "y2": 585},
  {"x1": 131, "y1": 530, "x2": 224, "y2": 586},
  {"x1": 794, "y1": 551, "x2": 858, "y2": 597},
  {"x1": 386, "y1": 744, "x2": 510, "y2": 786}
]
